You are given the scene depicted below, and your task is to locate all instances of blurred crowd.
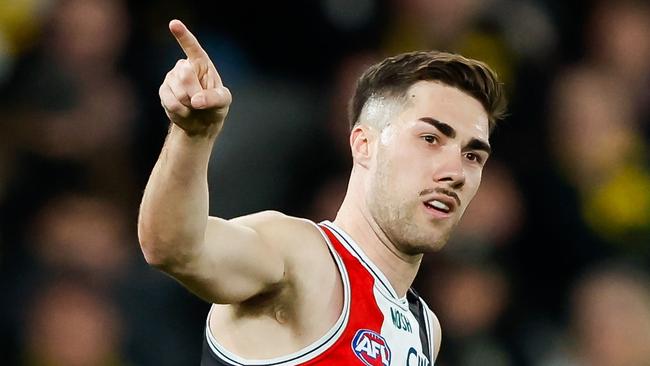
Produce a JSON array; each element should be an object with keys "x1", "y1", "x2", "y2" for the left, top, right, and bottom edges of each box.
[{"x1": 0, "y1": 0, "x2": 649, "y2": 365}]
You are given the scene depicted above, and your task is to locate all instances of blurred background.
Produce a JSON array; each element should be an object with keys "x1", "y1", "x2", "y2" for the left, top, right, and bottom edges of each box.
[{"x1": 0, "y1": 0, "x2": 649, "y2": 365}]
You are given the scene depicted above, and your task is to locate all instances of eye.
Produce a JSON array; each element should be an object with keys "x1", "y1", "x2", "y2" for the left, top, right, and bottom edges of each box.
[
  {"x1": 465, "y1": 152, "x2": 483, "y2": 164},
  {"x1": 422, "y1": 135, "x2": 439, "y2": 144}
]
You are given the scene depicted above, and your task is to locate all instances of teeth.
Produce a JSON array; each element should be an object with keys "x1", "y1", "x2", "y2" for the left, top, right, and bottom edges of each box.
[{"x1": 430, "y1": 200, "x2": 450, "y2": 212}]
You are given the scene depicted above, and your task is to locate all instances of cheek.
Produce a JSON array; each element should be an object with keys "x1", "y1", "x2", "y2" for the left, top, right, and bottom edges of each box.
[
  {"x1": 389, "y1": 151, "x2": 429, "y2": 189},
  {"x1": 374, "y1": 149, "x2": 401, "y2": 187},
  {"x1": 393, "y1": 139, "x2": 431, "y2": 170},
  {"x1": 462, "y1": 171, "x2": 483, "y2": 206},
  {"x1": 372, "y1": 148, "x2": 414, "y2": 200},
  {"x1": 376, "y1": 135, "x2": 431, "y2": 187}
]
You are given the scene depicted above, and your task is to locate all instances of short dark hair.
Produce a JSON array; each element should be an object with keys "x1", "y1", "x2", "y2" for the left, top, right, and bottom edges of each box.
[{"x1": 349, "y1": 51, "x2": 507, "y2": 132}]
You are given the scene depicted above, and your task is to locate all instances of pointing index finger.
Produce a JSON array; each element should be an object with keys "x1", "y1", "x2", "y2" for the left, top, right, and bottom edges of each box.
[{"x1": 169, "y1": 19, "x2": 208, "y2": 61}]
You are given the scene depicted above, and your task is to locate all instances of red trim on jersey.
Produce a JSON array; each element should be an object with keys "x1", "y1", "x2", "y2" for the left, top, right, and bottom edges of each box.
[{"x1": 299, "y1": 224, "x2": 385, "y2": 365}]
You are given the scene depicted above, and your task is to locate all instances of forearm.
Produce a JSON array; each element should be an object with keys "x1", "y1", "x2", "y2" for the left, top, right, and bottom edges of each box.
[{"x1": 138, "y1": 123, "x2": 216, "y2": 267}]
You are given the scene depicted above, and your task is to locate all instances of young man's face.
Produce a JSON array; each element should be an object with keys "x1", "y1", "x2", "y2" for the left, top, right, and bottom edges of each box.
[{"x1": 366, "y1": 81, "x2": 491, "y2": 253}]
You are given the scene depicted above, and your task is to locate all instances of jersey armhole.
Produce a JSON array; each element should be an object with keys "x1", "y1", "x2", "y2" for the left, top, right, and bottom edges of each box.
[
  {"x1": 421, "y1": 300, "x2": 441, "y2": 362},
  {"x1": 202, "y1": 220, "x2": 353, "y2": 366}
]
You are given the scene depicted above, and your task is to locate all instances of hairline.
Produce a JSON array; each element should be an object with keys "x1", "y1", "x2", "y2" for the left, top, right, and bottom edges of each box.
[{"x1": 352, "y1": 80, "x2": 490, "y2": 133}]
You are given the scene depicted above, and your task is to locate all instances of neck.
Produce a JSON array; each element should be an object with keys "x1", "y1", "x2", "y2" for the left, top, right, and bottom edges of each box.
[{"x1": 333, "y1": 183, "x2": 422, "y2": 298}]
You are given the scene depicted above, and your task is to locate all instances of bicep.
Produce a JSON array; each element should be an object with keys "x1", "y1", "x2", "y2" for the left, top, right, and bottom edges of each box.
[{"x1": 167, "y1": 211, "x2": 287, "y2": 304}]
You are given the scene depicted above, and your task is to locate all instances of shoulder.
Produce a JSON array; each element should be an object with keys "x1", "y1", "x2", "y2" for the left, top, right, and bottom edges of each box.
[
  {"x1": 229, "y1": 210, "x2": 329, "y2": 257},
  {"x1": 229, "y1": 211, "x2": 341, "y2": 309},
  {"x1": 230, "y1": 211, "x2": 323, "y2": 241},
  {"x1": 230, "y1": 210, "x2": 317, "y2": 232}
]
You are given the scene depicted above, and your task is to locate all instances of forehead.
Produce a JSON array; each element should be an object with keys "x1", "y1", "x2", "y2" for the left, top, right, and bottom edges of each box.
[{"x1": 399, "y1": 81, "x2": 489, "y2": 139}]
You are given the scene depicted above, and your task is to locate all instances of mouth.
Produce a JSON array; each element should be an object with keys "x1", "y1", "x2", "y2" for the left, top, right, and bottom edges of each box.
[
  {"x1": 422, "y1": 196, "x2": 457, "y2": 218},
  {"x1": 424, "y1": 199, "x2": 451, "y2": 213}
]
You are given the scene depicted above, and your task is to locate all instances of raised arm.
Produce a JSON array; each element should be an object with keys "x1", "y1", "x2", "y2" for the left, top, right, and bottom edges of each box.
[{"x1": 138, "y1": 20, "x2": 285, "y2": 304}]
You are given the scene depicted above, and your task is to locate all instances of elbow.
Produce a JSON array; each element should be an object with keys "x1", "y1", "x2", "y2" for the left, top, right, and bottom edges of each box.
[
  {"x1": 138, "y1": 212, "x2": 157, "y2": 264},
  {"x1": 138, "y1": 226, "x2": 198, "y2": 272},
  {"x1": 139, "y1": 237, "x2": 189, "y2": 272},
  {"x1": 137, "y1": 213, "x2": 203, "y2": 272},
  {"x1": 137, "y1": 222, "x2": 174, "y2": 269},
  {"x1": 142, "y1": 248, "x2": 165, "y2": 268},
  {"x1": 138, "y1": 235, "x2": 170, "y2": 268}
]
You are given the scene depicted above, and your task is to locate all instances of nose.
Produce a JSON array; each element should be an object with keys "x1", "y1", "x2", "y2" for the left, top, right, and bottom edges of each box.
[{"x1": 433, "y1": 148, "x2": 465, "y2": 189}]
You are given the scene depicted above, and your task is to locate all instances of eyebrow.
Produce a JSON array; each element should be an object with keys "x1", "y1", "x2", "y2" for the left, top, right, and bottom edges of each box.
[
  {"x1": 418, "y1": 117, "x2": 456, "y2": 138},
  {"x1": 418, "y1": 116, "x2": 491, "y2": 155},
  {"x1": 467, "y1": 138, "x2": 492, "y2": 156}
]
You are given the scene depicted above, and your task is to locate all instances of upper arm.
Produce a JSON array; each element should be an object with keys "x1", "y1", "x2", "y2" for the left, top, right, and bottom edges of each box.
[{"x1": 164, "y1": 211, "x2": 313, "y2": 304}]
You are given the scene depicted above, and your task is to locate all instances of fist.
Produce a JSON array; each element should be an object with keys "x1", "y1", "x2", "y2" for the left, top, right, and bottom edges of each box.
[{"x1": 159, "y1": 20, "x2": 232, "y2": 137}]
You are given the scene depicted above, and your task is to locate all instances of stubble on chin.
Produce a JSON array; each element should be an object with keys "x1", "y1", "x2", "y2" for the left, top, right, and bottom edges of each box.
[
  {"x1": 394, "y1": 215, "x2": 453, "y2": 255},
  {"x1": 370, "y1": 196, "x2": 453, "y2": 255}
]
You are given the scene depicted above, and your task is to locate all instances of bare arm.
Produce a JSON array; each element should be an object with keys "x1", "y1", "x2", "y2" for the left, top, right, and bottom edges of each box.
[{"x1": 138, "y1": 20, "x2": 285, "y2": 304}]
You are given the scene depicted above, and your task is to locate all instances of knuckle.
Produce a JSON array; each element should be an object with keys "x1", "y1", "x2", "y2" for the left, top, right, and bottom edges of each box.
[
  {"x1": 180, "y1": 60, "x2": 193, "y2": 72},
  {"x1": 180, "y1": 71, "x2": 197, "y2": 87},
  {"x1": 167, "y1": 100, "x2": 183, "y2": 113},
  {"x1": 178, "y1": 95, "x2": 191, "y2": 105},
  {"x1": 171, "y1": 60, "x2": 188, "y2": 75},
  {"x1": 220, "y1": 87, "x2": 233, "y2": 103},
  {"x1": 180, "y1": 60, "x2": 193, "y2": 71},
  {"x1": 161, "y1": 97, "x2": 170, "y2": 108},
  {"x1": 179, "y1": 69, "x2": 194, "y2": 84}
]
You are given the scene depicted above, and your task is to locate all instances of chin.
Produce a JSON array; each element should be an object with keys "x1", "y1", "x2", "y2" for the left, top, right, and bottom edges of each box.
[
  {"x1": 380, "y1": 213, "x2": 454, "y2": 255},
  {"x1": 395, "y1": 227, "x2": 451, "y2": 255},
  {"x1": 420, "y1": 235, "x2": 450, "y2": 253},
  {"x1": 398, "y1": 240, "x2": 446, "y2": 256},
  {"x1": 421, "y1": 223, "x2": 456, "y2": 251}
]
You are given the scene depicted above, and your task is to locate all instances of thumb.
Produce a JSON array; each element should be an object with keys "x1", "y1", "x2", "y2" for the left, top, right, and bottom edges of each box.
[{"x1": 191, "y1": 87, "x2": 231, "y2": 110}]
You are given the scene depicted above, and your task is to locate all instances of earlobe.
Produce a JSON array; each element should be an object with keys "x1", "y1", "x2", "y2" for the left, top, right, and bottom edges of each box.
[{"x1": 350, "y1": 126, "x2": 372, "y2": 168}]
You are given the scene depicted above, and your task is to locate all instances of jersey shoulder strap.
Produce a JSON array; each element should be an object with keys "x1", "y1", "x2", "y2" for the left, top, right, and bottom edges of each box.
[{"x1": 407, "y1": 288, "x2": 437, "y2": 363}]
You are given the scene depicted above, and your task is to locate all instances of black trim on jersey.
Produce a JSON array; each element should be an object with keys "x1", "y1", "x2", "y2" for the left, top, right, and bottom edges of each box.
[
  {"x1": 407, "y1": 288, "x2": 431, "y2": 364},
  {"x1": 202, "y1": 314, "x2": 349, "y2": 366},
  {"x1": 202, "y1": 335, "x2": 231, "y2": 366}
]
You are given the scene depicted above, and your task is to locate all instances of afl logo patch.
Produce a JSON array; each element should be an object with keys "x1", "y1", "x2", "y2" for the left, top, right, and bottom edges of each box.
[{"x1": 351, "y1": 329, "x2": 391, "y2": 366}]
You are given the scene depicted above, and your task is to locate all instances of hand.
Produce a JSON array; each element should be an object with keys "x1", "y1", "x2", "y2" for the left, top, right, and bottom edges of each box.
[{"x1": 160, "y1": 19, "x2": 232, "y2": 138}]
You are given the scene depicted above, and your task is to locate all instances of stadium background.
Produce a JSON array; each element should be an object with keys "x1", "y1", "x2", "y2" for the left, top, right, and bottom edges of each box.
[{"x1": 0, "y1": 0, "x2": 649, "y2": 365}]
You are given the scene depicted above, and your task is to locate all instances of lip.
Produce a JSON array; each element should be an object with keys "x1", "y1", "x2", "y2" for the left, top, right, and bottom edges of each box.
[
  {"x1": 422, "y1": 201, "x2": 453, "y2": 219},
  {"x1": 422, "y1": 192, "x2": 458, "y2": 219},
  {"x1": 427, "y1": 193, "x2": 458, "y2": 211}
]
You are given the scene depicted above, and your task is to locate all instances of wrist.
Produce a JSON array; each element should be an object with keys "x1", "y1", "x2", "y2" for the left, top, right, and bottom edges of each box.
[
  {"x1": 170, "y1": 122, "x2": 220, "y2": 143},
  {"x1": 168, "y1": 123, "x2": 219, "y2": 153}
]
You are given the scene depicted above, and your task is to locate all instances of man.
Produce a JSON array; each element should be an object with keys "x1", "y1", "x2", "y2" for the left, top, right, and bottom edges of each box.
[{"x1": 138, "y1": 19, "x2": 506, "y2": 366}]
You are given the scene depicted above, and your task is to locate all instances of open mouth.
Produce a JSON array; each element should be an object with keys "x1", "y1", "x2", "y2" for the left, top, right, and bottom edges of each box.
[{"x1": 424, "y1": 199, "x2": 452, "y2": 214}]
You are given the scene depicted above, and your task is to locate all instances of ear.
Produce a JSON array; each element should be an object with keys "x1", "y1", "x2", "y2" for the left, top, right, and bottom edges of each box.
[{"x1": 350, "y1": 125, "x2": 373, "y2": 168}]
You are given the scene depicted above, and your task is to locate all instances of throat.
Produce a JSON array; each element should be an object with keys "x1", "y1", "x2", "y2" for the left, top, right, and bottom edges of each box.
[{"x1": 332, "y1": 217, "x2": 422, "y2": 298}]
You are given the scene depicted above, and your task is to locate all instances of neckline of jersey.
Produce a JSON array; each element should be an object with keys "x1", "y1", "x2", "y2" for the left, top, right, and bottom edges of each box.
[{"x1": 321, "y1": 220, "x2": 408, "y2": 304}]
